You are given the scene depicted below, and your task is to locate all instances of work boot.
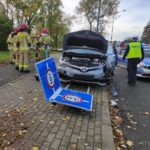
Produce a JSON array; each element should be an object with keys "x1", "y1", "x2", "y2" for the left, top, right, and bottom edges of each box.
[
  {"x1": 128, "y1": 80, "x2": 136, "y2": 85},
  {"x1": 34, "y1": 74, "x2": 39, "y2": 81},
  {"x1": 15, "y1": 66, "x2": 19, "y2": 70},
  {"x1": 24, "y1": 70, "x2": 30, "y2": 73},
  {"x1": 19, "y1": 68, "x2": 24, "y2": 72}
]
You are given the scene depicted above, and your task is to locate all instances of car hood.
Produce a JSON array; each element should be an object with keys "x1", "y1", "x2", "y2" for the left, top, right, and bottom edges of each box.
[
  {"x1": 63, "y1": 30, "x2": 108, "y2": 54},
  {"x1": 63, "y1": 49, "x2": 106, "y2": 59},
  {"x1": 143, "y1": 58, "x2": 150, "y2": 66}
]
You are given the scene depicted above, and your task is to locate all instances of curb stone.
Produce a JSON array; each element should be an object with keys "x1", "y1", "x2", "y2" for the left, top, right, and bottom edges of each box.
[{"x1": 101, "y1": 88, "x2": 115, "y2": 150}]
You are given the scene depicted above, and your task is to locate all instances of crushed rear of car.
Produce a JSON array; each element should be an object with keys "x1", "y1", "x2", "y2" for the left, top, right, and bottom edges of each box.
[{"x1": 57, "y1": 30, "x2": 116, "y2": 85}]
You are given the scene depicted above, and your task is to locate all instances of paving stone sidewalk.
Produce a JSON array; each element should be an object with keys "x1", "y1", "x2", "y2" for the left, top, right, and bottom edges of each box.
[
  {"x1": 0, "y1": 64, "x2": 23, "y2": 87},
  {"x1": 0, "y1": 60, "x2": 115, "y2": 150}
]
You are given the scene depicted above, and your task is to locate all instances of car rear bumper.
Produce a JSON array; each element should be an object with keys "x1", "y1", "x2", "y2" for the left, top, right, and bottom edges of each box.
[{"x1": 137, "y1": 67, "x2": 150, "y2": 78}]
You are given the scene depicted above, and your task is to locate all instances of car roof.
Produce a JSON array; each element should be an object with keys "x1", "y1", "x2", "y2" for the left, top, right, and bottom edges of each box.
[{"x1": 63, "y1": 30, "x2": 108, "y2": 54}]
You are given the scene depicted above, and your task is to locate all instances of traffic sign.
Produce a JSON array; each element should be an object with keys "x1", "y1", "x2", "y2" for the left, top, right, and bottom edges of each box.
[{"x1": 36, "y1": 57, "x2": 93, "y2": 111}]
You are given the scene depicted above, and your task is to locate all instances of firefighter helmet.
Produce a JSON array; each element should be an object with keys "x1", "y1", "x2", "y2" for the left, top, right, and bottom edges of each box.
[
  {"x1": 20, "y1": 23, "x2": 29, "y2": 30},
  {"x1": 41, "y1": 28, "x2": 49, "y2": 34},
  {"x1": 15, "y1": 27, "x2": 20, "y2": 33}
]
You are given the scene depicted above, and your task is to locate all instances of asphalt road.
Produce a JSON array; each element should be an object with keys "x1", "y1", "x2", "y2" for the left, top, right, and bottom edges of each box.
[{"x1": 114, "y1": 65, "x2": 150, "y2": 150}]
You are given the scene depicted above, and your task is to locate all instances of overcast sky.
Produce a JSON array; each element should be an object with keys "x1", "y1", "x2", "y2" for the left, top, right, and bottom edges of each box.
[{"x1": 62, "y1": 0, "x2": 150, "y2": 41}]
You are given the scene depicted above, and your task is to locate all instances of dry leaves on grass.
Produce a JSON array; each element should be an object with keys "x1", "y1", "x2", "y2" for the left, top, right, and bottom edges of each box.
[{"x1": 0, "y1": 109, "x2": 28, "y2": 149}]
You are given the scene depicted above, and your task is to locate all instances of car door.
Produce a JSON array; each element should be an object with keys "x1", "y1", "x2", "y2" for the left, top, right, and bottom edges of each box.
[{"x1": 106, "y1": 44, "x2": 116, "y2": 73}]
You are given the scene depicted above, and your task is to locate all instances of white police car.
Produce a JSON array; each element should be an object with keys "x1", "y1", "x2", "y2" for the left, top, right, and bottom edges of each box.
[{"x1": 117, "y1": 43, "x2": 150, "y2": 78}]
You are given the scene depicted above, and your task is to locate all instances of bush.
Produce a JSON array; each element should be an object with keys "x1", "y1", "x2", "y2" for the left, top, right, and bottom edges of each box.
[{"x1": 0, "y1": 14, "x2": 13, "y2": 51}]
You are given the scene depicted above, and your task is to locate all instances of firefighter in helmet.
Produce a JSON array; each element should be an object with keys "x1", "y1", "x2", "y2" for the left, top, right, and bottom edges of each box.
[
  {"x1": 38, "y1": 28, "x2": 54, "y2": 59},
  {"x1": 7, "y1": 31, "x2": 15, "y2": 64},
  {"x1": 34, "y1": 28, "x2": 53, "y2": 81},
  {"x1": 17, "y1": 23, "x2": 31, "y2": 72}
]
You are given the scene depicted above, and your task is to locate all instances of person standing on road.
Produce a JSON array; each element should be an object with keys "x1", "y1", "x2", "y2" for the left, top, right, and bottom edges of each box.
[
  {"x1": 17, "y1": 23, "x2": 31, "y2": 73},
  {"x1": 123, "y1": 37, "x2": 144, "y2": 85}
]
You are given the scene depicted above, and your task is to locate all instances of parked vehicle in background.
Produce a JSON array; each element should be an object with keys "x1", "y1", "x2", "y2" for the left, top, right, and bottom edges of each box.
[
  {"x1": 117, "y1": 43, "x2": 150, "y2": 78},
  {"x1": 57, "y1": 30, "x2": 117, "y2": 85}
]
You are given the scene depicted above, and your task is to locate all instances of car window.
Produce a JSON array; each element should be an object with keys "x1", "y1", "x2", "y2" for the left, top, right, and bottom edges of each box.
[
  {"x1": 107, "y1": 44, "x2": 114, "y2": 54},
  {"x1": 144, "y1": 49, "x2": 150, "y2": 57},
  {"x1": 119, "y1": 49, "x2": 126, "y2": 56}
]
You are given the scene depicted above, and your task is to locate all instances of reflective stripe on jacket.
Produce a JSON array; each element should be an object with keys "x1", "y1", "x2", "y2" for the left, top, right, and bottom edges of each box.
[
  {"x1": 39, "y1": 34, "x2": 53, "y2": 45},
  {"x1": 7, "y1": 36, "x2": 13, "y2": 50},
  {"x1": 17, "y1": 32, "x2": 31, "y2": 51},
  {"x1": 127, "y1": 42, "x2": 142, "y2": 59},
  {"x1": 13, "y1": 35, "x2": 19, "y2": 51}
]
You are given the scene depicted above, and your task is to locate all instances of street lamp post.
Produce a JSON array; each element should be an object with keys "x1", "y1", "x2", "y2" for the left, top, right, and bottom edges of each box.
[{"x1": 110, "y1": 9, "x2": 126, "y2": 42}]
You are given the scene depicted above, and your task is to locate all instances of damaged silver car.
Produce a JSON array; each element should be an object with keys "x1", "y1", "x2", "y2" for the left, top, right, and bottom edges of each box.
[{"x1": 58, "y1": 30, "x2": 116, "y2": 85}]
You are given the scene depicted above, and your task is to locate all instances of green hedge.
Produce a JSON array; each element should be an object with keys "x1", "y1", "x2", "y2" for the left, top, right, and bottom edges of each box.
[
  {"x1": 0, "y1": 51, "x2": 10, "y2": 61},
  {"x1": 0, "y1": 14, "x2": 13, "y2": 51}
]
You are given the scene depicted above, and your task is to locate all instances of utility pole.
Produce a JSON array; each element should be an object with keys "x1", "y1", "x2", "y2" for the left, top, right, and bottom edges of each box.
[
  {"x1": 96, "y1": 0, "x2": 102, "y2": 33},
  {"x1": 110, "y1": 10, "x2": 126, "y2": 42}
]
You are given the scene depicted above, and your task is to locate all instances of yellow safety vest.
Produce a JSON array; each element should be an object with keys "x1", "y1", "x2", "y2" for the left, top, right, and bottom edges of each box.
[
  {"x1": 127, "y1": 42, "x2": 142, "y2": 59},
  {"x1": 7, "y1": 36, "x2": 13, "y2": 51},
  {"x1": 17, "y1": 32, "x2": 31, "y2": 51},
  {"x1": 13, "y1": 35, "x2": 19, "y2": 51},
  {"x1": 39, "y1": 35, "x2": 53, "y2": 45}
]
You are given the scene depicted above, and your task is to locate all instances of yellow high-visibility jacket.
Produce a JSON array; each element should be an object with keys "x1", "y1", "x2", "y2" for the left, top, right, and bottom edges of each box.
[
  {"x1": 127, "y1": 42, "x2": 142, "y2": 58},
  {"x1": 39, "y1": 34, "x2": 54, "y2": 45},
  {"x1": 13, "y1": 35, "x2": 19, "y2": 52},
  {"x1": 17, "y1": 32, "x2": 31, "y2": 51},
  {"x1": 7, "y1": 35, "x2": 13, "y2": 51}
]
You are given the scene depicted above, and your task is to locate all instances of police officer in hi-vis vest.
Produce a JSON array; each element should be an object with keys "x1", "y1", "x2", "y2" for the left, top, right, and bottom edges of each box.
[
  {"x1": 17, "y1": 23, "x2": 31, "y2": 73},
  {"x1": 123, "y1": 37, "x2": 144, "y2": 85}
]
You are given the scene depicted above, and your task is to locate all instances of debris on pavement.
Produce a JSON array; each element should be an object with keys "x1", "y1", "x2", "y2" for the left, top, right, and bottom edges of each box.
[
  {"x1": 0, "y1": 109, "x2": 28, "y2": 149},
  {"x1": 126, "y1": 140, "x2": 134, "y2": 147},
  {"x1": 110, "y1": 100, "x2": 118, "y2": 107},
  {"x1": 112, "y1": 81, "x2": 118, "y2": 97},
  {"x1": 109, "y1": 105, "x2": 127, "y2": 150}
]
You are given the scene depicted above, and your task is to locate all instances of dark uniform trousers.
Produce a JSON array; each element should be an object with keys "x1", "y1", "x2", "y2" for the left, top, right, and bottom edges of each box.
[{"x1": 127, "y1": 58, "x2": 140, "y2": 82}]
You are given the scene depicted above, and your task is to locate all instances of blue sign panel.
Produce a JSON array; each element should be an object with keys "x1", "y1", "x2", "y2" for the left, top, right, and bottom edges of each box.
[
  {"x1": 52, "y1": 88, "x2": 93, "y2": 111},
  {"x1": 36, "y1": 57, "x2": 61, "y2": 102},
  {"x1": 36, "y1": 57, "x2": 93, "y2": 111}
]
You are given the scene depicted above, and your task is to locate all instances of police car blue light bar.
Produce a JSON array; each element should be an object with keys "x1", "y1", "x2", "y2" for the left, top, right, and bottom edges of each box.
[{"x1": 35, "y1": 57, "x2": 93, "y2": 111}]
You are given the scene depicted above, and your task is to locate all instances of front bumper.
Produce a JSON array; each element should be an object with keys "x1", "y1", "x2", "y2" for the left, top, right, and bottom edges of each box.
[
  {"x1": 137, "y1": 67, "x2": 150, "y2": 78},
  {"x1": 58, "y1": 65, "x2": 111, "y2": 85}
]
